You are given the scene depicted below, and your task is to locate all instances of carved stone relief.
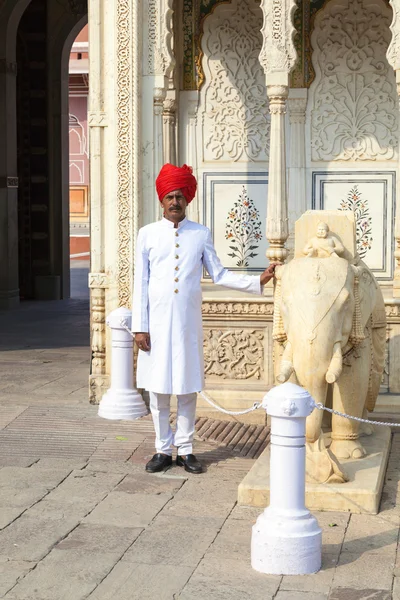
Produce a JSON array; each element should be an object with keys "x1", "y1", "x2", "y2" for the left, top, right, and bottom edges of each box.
[
  {"x1": 200, "y1": 0, "x2": 270, "y2": 162},
  {"x1": 203, "y1": 328, "x2": 264, "y2": 379},
  {"x1": 311, "y1": 0, "x2": 398, "y2": 161},
  {"x1": 259, "y1": 0, "x2": 298, "y2": 77},
  {"x1": 147, "y1": 0, "x2": 175, "y2": 77},
  {"x1": 310, "y1": 0, "x2": 398, "y2": 162},
  {"x1": 202, "y1": 300, "x2": 274, "y2": 318}
]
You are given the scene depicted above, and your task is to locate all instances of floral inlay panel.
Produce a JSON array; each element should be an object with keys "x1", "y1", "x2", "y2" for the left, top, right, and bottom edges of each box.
[
  {"x1": 225, "y1": 187, "x2": 262, "y2": 267},
  {"x1": 310, "y1": 0, "x2": 398, "y2": 162},
  {"x1": 339, "y1": 185, "x2": 373, "y2": 259}
]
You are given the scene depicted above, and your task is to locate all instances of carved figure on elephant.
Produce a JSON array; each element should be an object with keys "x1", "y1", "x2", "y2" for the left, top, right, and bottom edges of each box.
[{"x1": 273, "y1": 255, "x2": 386, "y2": 484}]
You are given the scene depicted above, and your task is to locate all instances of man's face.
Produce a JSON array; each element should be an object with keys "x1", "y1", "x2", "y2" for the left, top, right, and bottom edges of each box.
[
  {"x1": 317, "y1": 225, "x2": 328, "y2": 238},
  {"x1": 161, "y1": 189, "x2": 187, "y2": 220}
]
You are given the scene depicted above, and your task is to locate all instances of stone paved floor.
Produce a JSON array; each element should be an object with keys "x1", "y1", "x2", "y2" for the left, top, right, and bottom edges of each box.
[{"x1": 0, "y1": 267, "x2": 400, "y2": 599}]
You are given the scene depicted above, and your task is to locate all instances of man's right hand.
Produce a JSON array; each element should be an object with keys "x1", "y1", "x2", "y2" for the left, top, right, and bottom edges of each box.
[{"x1": 135, "y1": 333, "x2": 151, "y2": 352}]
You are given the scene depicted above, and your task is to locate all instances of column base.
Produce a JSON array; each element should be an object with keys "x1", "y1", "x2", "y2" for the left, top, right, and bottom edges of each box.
[
  {"x1": 251, "y1": 508, "x2": 322, "y2": 575},
  {"x1": 98, "y1": 389, "x2": 148, "y2": 421}
]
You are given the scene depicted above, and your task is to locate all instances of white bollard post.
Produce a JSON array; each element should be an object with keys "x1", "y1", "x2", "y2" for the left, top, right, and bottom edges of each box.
[
  {"x1": 98, "y1": 307, "x2": 148, "y2": 421},
  {"x1": 251, "y1": 382, "x2": 322, "y2": 575}
]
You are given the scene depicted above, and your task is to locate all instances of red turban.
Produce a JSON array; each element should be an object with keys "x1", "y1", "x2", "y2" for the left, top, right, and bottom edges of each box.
[{"x1": 156, "y1": 163, "x2": 197, "y2": 204}]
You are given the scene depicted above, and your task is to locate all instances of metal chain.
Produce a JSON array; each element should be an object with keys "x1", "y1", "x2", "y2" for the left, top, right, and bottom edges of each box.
[
  {"x1": 314, "y1": 403, "x2": 400, "y2": 427},
  {"x1": 199, "y1": 391, "x2": 262, "y2": 416},
  {"x1": 121, "y1": 321, "x2": 400, "y2": 424}
]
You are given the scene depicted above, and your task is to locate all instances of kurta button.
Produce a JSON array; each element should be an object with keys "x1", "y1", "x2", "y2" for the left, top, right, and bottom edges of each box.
[
  {"x1": 175, "y1": 232, "x2": 179, "y2": 237},
  {"x1": 175, "y1": 277, "x2": 179, "y2": 282},
  {"x1": 175, "y1": 243, "x2": 179, "y2": 248},
  {"x1": 175, "y1": 266, "x2": 179, "y2": 271},
  {"x1": 175, "y1": 255, "x2": 179, "y2": 259},
  {"x1": 174, "y1": 289, "x2": 179, "y2": 293}
]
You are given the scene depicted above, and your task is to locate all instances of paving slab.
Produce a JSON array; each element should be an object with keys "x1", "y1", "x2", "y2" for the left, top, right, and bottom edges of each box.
[
  {"x1": 43, "y1": 469, "x2": 124, "y2": 504},
  {"x1": 332, "y1": 553, "x2": 395, "y2": 590},
  {"x1": 330, "y1": 590, "x2": 391, "y2": 600},
  {"x1": 0, "y1": 515, "x2": 80, "y2": 561},
  {"x1": 115, "y1": 472, "x2": 186, "y2": 495},
  {"x1": 122, "y1": 514, "x2": 219, "y2": 567},
  {"x1": 341, "y1": 513, "x2": 398, "y2": 556},
  {"x1": 83, "y1": 491, "x2": 172, "y2": 528},
  {"x1": 86, "y1": 561, "x2": 193, "y2": 600},
  {"x1": 0, "y1": 560, "x2": 34, "y2": 598},
  {"x1": 54, "y1": 523, "x2": 142, "y2": 555},
  {"x1": 178, "y1": 555, "x2": 281, "y2": 600},
  {"x1": 275, "y1": 593, "x2": 329, "y2": 600},
  {"x1": 4, "y1": 552, "x2": 120, "y2": 600},
  {"x1": 207, "y1": 516, "x2": 252, "y2": 562},
  {"x1": 280, "y1": 554, "x2": 337, "y2": 593}
]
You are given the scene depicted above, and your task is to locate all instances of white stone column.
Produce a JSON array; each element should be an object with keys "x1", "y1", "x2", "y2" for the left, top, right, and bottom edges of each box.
[
  {"x1": 163, "y1": 94, "x2": 177, "y2": 164},
  {"x1": 252, "y1": 382, "x2": 322, "y2": 575},
  {"x1": 287, "y1": 89, "x2": 308, "y2": 253},
  {"x1": 99, "y1": 308, "x2": 147, "y2": 420},
  {"x1": 266, "y1": 84, "x2": 289, "y2": 264}
]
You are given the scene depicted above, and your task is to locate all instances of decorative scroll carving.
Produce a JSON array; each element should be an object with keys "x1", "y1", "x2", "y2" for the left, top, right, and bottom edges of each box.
[
  {"x1": 89, "y1": 273, "x2": 109, "y2": 288},
  {"x1": 201, "y1": 0, "x2": 270, "y2": 162},
  {"x1": 116, "y1": 0, "x2": 132, "y2": 307},
  {"x1": 88, "y1": 112, "x2": 107, "y2": 127},
  {"x1": 147, "y1": 0, "x2": 175, "y2": 77},
  {"x1": 387, "y1": 0, "x2": 400, "y2": 71},
  {"x1": 204, "y1": 329, "x2": 264, "y2": 379},
  {"x1": 89, "y1": 289, "x2": 107, "y2": 403},
  {"x1": 259, "y1": 0, "x2": 298, "y2": 76},
  {"x1": 311, "y1": 0, "x2": 398, "y2": 162},
  {"x1": 202, "y1": 301, "x2": 274, "y2": 318}
]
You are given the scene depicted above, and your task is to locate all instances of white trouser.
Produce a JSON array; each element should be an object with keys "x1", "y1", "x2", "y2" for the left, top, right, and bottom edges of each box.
[{"x1": 149, "y1": 392, "x2": 197, "y2": 456}]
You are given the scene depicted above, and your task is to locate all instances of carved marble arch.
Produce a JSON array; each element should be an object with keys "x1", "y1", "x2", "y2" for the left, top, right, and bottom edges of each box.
[
  {"x1": 199, "y1": 0, "x2": 270, "y2": 162},
  {"x1": 309, "y1": 0, "x2": 398, "y2": 162}
]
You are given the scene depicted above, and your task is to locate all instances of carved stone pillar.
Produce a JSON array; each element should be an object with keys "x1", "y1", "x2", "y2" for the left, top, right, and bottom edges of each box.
[
  {"x1": 88, "y1": 0, "x2": 108, "y2": 401},
  {"x1": 387, "y1": 1, "x2": 400, "y2": 295},
  {"x1": 287, "y1": 89, "x2": 307, "y2": 252},
  {"x1": 266, "y1": 85, "x2": 289, "y2": 264},
  {"x1": 186, "y1": 94, "x2": 199, "y2": 221},
  {"x1": 163, "y1": 95, "x2": 176, "y2": 164},
  {"x1": 154, "y1": 86, "x2": 166, "y2": 195},
  {"x1": 259, "y1": 0, "x2": 298, "y2": 265}
]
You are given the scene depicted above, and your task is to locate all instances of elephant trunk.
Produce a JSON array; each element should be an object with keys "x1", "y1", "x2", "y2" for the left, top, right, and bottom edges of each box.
[{"x1": 326, "y1": 342, "x2": 343, "y2": 384}]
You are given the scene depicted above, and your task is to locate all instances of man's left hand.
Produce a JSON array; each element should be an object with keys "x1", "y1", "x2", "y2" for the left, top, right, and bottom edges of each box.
[{"x1": 260, "y1": 263, "x2": 278, "y2": 286}]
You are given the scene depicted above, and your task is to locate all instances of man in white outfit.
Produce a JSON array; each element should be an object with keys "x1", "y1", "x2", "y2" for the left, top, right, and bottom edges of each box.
[{"x1": 132, "y1": 163, "x2": 276, "y2": 474}]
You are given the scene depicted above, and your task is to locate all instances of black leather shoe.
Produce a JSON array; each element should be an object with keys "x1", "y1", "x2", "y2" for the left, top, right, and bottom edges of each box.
[
  {"x1": 176, "y1": 454, "x2": 203, "y2": 474},
  {"x1": 145, "y1": 453, "x2": 172, "y2": 473}
]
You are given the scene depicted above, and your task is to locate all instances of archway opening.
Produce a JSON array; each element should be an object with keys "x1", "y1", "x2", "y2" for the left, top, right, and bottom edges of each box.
[{"x1": 68, "y1": 23, "x2": 90, "y2": 299}]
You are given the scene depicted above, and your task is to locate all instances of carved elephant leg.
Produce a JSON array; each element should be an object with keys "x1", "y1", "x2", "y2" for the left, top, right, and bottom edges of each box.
[
  {"x1": 276, "y1": 341, "x2": 294, "y2": 383},
  {"x1": 329, "y1": 347, "x2": 370, "y2": 460},
  {"x1": 305, "y1": 381, "x2": 327, "y2": 443}
]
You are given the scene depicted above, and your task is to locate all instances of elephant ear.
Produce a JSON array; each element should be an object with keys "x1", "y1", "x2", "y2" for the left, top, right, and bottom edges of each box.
[{"x1": 272, "y1": 267, "x2": 287, "y2": 343}]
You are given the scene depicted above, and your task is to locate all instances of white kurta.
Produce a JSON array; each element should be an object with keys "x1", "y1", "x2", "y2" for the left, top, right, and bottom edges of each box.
[{"x1": 131, "y1": 217, "x2": 262, "y2": 395}]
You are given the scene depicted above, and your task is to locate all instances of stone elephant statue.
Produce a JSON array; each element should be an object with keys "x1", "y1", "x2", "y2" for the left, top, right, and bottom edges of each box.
[{"x1": 273, "y1": 253, "x2": 386, "y2": 484}]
